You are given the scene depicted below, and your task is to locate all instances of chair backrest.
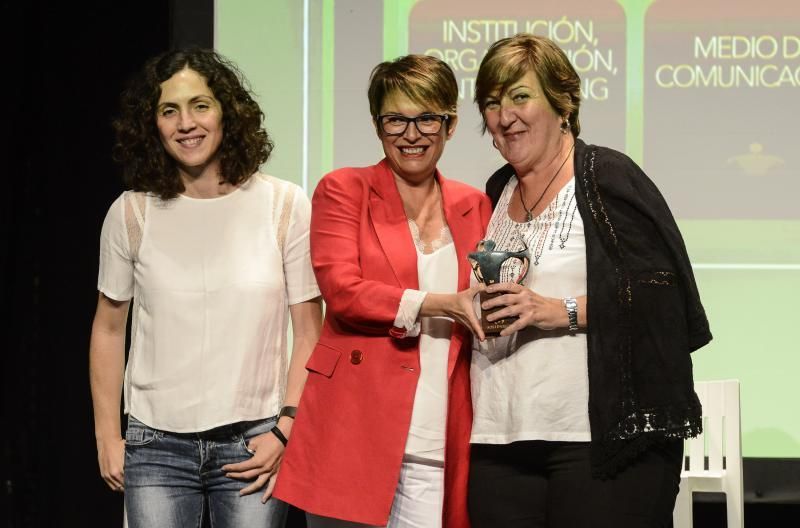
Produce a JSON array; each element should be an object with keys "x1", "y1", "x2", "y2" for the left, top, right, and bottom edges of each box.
[{"x1": 685, "y1": 380, "x2": 741, "y2": 474}]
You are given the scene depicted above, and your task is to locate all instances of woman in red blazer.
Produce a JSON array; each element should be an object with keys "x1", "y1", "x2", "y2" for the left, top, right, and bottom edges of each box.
[{"x1": 273, "y1": 55, "x2": 491, "y2": 527}]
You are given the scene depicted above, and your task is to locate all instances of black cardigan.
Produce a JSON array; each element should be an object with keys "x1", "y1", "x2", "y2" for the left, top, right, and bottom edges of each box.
[{"x1": 486, "y1": 138, "x2": 712, "y2": 477}]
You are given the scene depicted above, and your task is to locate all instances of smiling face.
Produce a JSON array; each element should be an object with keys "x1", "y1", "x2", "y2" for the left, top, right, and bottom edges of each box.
[
  {"x1": 156, "y1": 67, "x2": 223, "y2": 181},
  {"x1": 377, "y1": 91, "x2": 456, "y2": 185},
  {"x1": 483, "y1": 70, "x2": 564, "y2": 172}
]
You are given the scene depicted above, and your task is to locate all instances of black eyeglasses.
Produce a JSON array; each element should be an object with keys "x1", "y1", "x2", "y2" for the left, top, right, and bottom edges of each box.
[{"x1": 377, "y1": 113, "x2": 450, "y2": 136}]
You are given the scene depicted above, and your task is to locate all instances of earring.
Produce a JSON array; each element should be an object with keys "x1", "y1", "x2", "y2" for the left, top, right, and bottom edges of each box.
[
  {"x1": 492, "y1": 139, "x2": 499, "y2": 149},
  {"x1": 561, "y1": 119, "x2": 570, "y2": 134}
]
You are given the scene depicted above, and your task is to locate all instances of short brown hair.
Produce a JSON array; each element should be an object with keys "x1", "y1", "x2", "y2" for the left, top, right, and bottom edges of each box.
[
  {"x1": 368, "y1": 54, "x2": 458, "y2": 123},
  {"x1": 113, "y1": 49, "x2": 273, "y2": 200},
  {"x1": 475, "y1": 34, "x2": 581, "y2": 137}
]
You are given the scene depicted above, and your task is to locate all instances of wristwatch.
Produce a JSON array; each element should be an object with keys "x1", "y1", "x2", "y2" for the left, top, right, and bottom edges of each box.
[
  {"x1": 278, "y1": 405, "x2": 297, "y2": 420},
  {"x1": 563, "y1": 297, "x2": 579, "y2": 332}
]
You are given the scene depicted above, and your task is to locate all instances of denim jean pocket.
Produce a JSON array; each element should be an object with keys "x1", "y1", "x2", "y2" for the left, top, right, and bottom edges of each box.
[
  {"x1": 125, "y1": 416, "x2": 160, "y2": 447},
  {"x1": 238, "y1": 417, "x2": 277, "y2": 455}
]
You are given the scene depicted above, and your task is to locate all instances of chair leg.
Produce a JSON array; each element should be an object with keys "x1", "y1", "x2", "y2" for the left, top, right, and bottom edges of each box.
[
  {"x1": 673, "y1": 480, "x2": 693, "y2": 528},
  {"x1": 724, "y1": 485, "x2": 744, "y2": 528}
]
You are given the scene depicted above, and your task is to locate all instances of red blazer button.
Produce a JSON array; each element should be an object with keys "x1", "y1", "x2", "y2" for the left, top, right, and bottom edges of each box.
[{"x1": 350, "y1": 350, "x2": 363, "y2": 365}]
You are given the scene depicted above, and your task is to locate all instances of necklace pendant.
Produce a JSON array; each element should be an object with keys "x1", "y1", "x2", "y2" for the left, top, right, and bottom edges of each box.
[{"x1": 525, "y1": 211, "x2": 533, "y2": 222}]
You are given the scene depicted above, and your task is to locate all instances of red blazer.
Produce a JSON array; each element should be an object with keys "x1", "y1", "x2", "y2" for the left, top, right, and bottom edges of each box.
[{"x1": 274, "y1": 160, "x2": 491, "y2": 526}]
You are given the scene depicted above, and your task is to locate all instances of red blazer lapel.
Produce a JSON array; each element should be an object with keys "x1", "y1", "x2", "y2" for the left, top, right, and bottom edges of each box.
[
  {"x1": 368, "y1": 160, "x2": 419, "y2": 290},
  {"x1": 440, "y1": 175, "x2": 476, "y2": 294},
  {"x1": 440, "y1": 173, "x2": 478, "y2": 378}
]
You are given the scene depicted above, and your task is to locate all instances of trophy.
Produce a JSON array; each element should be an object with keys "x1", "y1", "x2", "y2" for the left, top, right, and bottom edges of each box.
[{"x1": 468, "y1": 239, "x2": 530, "y2": 337}]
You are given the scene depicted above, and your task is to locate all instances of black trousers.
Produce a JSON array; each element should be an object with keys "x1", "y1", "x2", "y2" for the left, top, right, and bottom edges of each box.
[{"x1": 468, "y1": 440, "x2": 683, "y2": 528}]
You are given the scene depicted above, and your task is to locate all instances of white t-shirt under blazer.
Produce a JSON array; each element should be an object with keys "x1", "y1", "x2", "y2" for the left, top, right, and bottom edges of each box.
[{"x1": 98, "y1": 173, "x2": 320, "y2": 433}]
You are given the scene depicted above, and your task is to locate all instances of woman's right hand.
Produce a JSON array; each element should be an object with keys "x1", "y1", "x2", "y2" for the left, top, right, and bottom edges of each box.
[
  {"x1": 482, "y1": 283, "x2": 587, "y2": 336},
  {"x1": 90, "y1": 293, "x2": 130, "y2": 494},
  {"x1": 421, "y1": 285, "x2": 486, "y2": 341},
  {"x1": 97, "y1": 436, "x2": 126, "y2": 492}
]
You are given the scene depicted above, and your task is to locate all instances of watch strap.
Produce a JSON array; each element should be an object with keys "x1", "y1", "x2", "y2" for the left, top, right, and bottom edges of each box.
[
  {"x1": 278, "y1": 405, "x2": 297, "y2": 420},
  {"x1": 563, "y1": 297, "x2": 579, "y2": 332},
  {"x1": 270, "y1": 425, "x2": 288, "y2": 446}
]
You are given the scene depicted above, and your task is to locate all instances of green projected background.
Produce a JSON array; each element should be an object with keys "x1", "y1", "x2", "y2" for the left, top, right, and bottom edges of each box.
[{"x1": 217, "y1": 0, "x2": 800, "y2": 458}]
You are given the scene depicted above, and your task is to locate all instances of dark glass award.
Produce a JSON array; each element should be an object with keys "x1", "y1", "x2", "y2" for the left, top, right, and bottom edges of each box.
[{"x1": 468, "y1": 239, "x2": 530, "y2": 337}]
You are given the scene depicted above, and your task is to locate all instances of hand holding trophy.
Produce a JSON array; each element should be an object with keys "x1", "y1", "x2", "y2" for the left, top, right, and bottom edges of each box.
[{"x1": 468, "y1": 240, "x2": 530, "y2": 337}]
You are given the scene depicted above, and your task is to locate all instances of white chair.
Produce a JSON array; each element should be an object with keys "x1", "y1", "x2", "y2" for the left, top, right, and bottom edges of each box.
[{"x1": 673, "y1": 379, "x2": 743, "y2": 527}]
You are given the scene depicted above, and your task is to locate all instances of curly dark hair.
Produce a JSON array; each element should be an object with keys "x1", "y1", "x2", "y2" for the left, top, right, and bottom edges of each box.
[{"x1": 113, "y1": 48, "x2": 273, "y2": 199}]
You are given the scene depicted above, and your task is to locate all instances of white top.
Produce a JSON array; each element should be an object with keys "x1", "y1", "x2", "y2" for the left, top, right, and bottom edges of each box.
[
  {"x1": 406, "y1": 232, "x2": 456, "y2": 460},
  {"x1": 97, "y1": 174, "x2": 320, "y2": 432},
  {"x1": 394, "y1": 222, "x2": 456, "y2": 461},
  {"x1": 470, "y1": 175, "x2": 591, "y2": 444}
]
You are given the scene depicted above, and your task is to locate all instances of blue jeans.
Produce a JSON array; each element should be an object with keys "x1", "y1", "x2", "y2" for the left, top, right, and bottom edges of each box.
[{"x1": 124, "y1": 415, "x2": 288, "y2": 528}]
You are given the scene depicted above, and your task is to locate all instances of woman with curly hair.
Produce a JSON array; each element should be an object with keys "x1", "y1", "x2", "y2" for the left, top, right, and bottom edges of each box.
[{"x1": 89, "y1": 48, "x2": 322, "y2": 528}]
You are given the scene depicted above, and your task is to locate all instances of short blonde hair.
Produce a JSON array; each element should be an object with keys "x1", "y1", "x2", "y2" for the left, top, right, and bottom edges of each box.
[
  {"x1": 368, "y1": 54, "x2": 458, "y2": 123},
  {"x1": 475, "y1": 34, "x2": 581, "y2": 137}
]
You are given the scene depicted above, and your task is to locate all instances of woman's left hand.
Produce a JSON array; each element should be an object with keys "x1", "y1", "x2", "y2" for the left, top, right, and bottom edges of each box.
[
  {"x1": 222, "y1": 430, "x2": 285, "y2": 503},
  {"x1": 483, "y1": 282, "x2": 567, "y2": 336}
]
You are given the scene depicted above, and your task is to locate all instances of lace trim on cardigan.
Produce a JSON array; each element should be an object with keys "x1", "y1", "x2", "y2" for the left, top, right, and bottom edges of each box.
[
  {"x1": 610, "y1": 405, "x2": 703, "y2": 440},
  {"x1": 579, "y1": 149, "x2": 636, "y2": 410},
  {"x1": 637, "y1": 270, "x2": 677, "y2": 286},
  {"x1": 593, "y1": 403, "x2": 703, "y2": 479},
  {"x1": 580, "y1": 148, "x2": 703, "y2": 477}
]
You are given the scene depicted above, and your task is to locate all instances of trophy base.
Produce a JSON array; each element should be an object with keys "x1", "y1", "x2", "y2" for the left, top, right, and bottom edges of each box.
[{"x1": 480, "y1": 291, "x2": 517, "y2": 337}]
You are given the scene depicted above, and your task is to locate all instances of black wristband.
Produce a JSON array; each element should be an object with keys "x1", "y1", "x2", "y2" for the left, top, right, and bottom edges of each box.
[
  {"x1": 278, "y1": 405, "x2": 297, "y2": 420},
  {"x1": 270, "y1": 425, "x2": 288, "y2": 446}
]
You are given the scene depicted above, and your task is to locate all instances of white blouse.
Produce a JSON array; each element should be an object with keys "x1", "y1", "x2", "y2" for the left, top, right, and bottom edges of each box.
[
  {"x1": 98, "y1": 174, "x2": 320, "y2": 433},
  {"x1": 394, "y1": 222, "x2": 457, "y2": 461},
  {"x1": 470, "y1": 175, "x2": 591, "y2": 444}
]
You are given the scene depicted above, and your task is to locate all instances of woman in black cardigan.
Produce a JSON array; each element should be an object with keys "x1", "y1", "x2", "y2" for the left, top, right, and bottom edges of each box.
[{"x1": 467, "y1": 34, "x2": 712, "y2": 528}]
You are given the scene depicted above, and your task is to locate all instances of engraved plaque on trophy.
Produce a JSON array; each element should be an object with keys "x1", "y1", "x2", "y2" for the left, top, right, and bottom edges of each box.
[{"x1": 468, "y1": 239, "x2": 530, "y2": 337}]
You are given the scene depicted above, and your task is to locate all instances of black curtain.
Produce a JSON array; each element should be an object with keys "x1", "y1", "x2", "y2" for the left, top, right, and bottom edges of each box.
[{"x1": 2, "y1": 1, "x2": 169, "y2": 525}]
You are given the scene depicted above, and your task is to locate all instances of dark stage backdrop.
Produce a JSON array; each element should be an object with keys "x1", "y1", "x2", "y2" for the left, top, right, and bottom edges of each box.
[{"x1": 3, "y1": 1, "x2": 170, "y2": 526}]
